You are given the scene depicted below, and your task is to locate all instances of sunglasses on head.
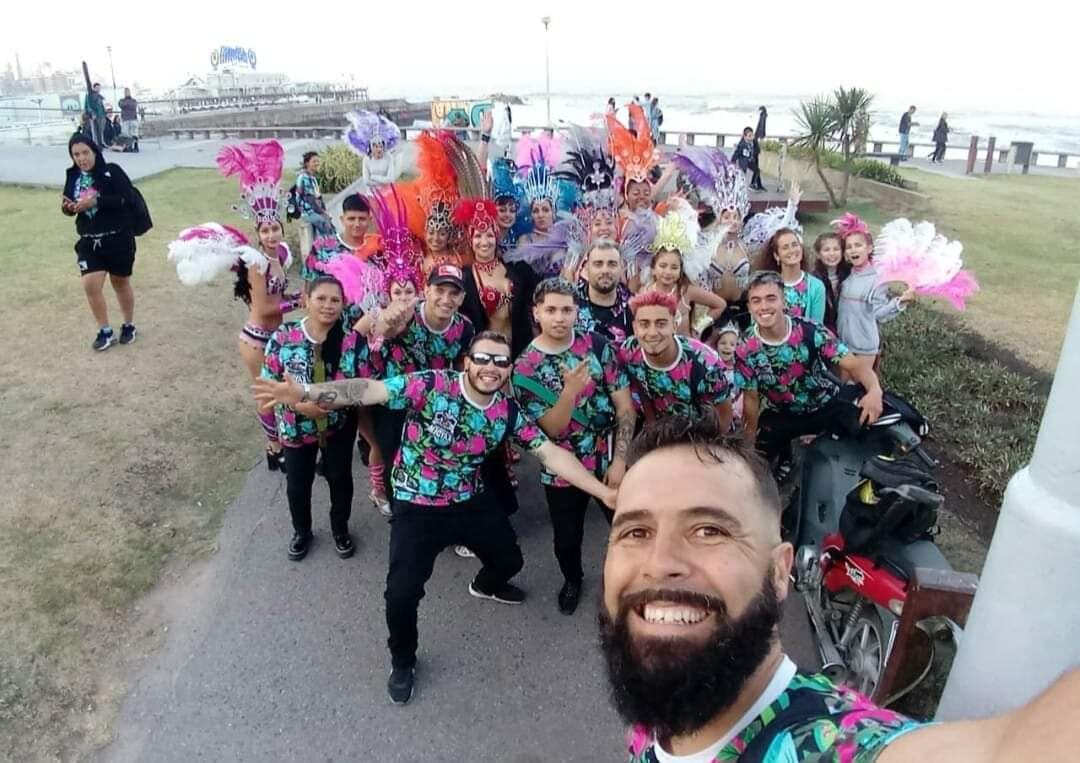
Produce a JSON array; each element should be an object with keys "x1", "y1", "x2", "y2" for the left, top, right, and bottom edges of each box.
[{"x1": 469, "y1": 351, "x2": 512, "y2": 369}]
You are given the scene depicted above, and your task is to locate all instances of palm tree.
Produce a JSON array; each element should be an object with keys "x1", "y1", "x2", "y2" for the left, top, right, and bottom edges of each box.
[
  {"x1": 793, "y1": 96, "x2": 839, "y2": 207},
  {"x1": 833, "y1": 87, "x2": 874, "y2": 205}
]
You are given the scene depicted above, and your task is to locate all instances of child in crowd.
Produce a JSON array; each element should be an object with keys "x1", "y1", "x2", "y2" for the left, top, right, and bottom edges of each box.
[
  {"x1": 702, "y1": 322, "x2": 743, "y2": 432},
  {"x1": 811, "y1": 231, "x2": 850, "y2": 332},
  {"x1": 833, "y1": 214, "x2": 915, "y2": 377}
]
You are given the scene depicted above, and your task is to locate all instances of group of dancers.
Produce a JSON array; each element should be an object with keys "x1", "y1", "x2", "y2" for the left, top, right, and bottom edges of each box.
[{"x1": 166, "y1": 103, "x2": 977, "y2": 706}]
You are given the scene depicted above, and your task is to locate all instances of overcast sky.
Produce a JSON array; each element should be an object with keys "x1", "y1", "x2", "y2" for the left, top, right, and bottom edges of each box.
[{"x1": 3, "y1": 0, "x2": 1077, "y2": 114}]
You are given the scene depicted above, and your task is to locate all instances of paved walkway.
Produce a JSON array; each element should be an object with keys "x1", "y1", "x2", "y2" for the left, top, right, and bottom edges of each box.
[
  {"x1": 902, "y1": 155, "x2": 1078, "y2": 179},
  {"x1": 103, "y1": 457, "x2": 818, "y2": 762}
]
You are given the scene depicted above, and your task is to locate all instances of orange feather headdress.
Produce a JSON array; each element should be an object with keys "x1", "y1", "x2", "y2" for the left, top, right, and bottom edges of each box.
[{"x1": 606, "y1": 104, "x2": 659, "y2": 189}]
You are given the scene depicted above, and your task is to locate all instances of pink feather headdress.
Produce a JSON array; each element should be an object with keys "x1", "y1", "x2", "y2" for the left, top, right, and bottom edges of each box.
[
  {"x1": 873, "y1": 218, "x2": 979, "y2": 310},
  {"x1": 831, "y1": 212, "x2": 871, "y2": 240},
  {"x1": 216, "y1": 140, "x2": 285, "y2": 225}
]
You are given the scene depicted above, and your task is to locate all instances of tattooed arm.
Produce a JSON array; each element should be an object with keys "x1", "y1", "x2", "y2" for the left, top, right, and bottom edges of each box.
[
  {"x1": 252, "y1": 374, "x2": 389, "y2": 411},
  {"x1": 605, "y1": 388, "x2": 637, "y2": 488},
  {"x1": 533, "y1": 440, "x2": 617, "y2": 508}
]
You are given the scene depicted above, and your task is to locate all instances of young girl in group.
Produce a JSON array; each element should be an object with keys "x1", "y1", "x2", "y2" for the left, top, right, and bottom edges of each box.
[
  {"x1": 712, "y1": 323, "x2": 743, "y2": 432},
  {"x1": 167, "y1": 140, "x2": 301, "y2": 472},
  {"x1": 811, "y1": 231, "x2": 850, "y2": 332},
  {"x1": 833, "y1": 213, "x2": 915, "y2": 376},
  {"x1": 262, "y1": 274, "x2": 359, "y2": 562},
  {"x1": 757, "y1": 227, "x2": 826, "y2": 324}
]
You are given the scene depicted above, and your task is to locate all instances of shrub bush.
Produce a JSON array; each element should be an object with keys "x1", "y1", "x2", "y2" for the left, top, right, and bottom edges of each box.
[
  {"x1": 762, "y1": 143, "x2": 906, "y2": 188},
  {"x1": 313, "y1": 145, "x2": 362, "y2": 195}
]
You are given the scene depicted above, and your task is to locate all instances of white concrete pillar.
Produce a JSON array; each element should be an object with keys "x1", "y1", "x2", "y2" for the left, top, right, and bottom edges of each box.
[{"x1": 937, "y1": 285, "x2": 1080, "y2": 719}]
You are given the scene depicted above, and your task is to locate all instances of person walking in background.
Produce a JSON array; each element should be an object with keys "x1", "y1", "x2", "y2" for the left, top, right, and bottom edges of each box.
[
  {"x1": 931, "y1": 112, "x2": 949, "y2": 163},
  {"x1": 83, "y1": 83, "x2": 107, "y2": 148},
  {"x1": 898, "y1": 105, "x2": 918, "y2": 161},
  {"x1": 118, "y1": 88, "x2": 139, "y2": 146},
  {"x1": 734, "y1": 127, "x2": 755, "y2": 188},
  {"x1": 750, "y1": 106, "x2": 768, "y2": 190},
  {"x1": 649, "y1": 97, "x2": 663, "y2": 143}
]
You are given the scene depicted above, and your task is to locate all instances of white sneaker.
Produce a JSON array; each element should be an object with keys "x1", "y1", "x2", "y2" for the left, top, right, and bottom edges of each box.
[
  {"x1": 454, "y1": 545, "x2": 476, "y2": 558},
  {"x1": 370, "y1": 491, "x2": 392, "y2": 518}
]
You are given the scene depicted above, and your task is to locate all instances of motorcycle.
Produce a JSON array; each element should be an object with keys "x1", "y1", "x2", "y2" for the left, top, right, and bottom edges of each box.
[{"x1": 784, "y1": 398, "x2": 958, "y2": 702}]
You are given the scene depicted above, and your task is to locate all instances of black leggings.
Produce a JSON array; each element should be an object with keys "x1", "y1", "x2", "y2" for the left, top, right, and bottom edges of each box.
[
  {"x1": 542, "y1": 484, "x2": 613, "y2": 583},
  {"x1": 385, "y1": 495, "x2": 524, "y2": 669},
  {"x1": 282, "y1": 413, "x2": 357, "y2": 536}
]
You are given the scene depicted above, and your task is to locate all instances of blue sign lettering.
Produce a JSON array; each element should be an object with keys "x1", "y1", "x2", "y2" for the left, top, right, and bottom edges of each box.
[{"x1": 210, "y1": 46, "x2": 258, "y2": 70}]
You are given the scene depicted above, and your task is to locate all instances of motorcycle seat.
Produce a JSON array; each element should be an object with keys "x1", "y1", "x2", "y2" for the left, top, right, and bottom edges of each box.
[{"x1": 874, "y1": 538, "x2": 951, "y2": 581}]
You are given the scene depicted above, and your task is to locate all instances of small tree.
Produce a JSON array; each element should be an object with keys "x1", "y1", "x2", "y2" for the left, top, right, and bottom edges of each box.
[
  {"x1": 833, "y1": 86, "x2": 874, "y2": 205},
  {"x1": 793, "y1": 96, "x2": 839, "y2": 207}
]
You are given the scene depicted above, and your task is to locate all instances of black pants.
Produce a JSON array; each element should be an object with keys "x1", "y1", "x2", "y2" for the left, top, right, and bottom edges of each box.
[
  {"x1": 932, "y1": 141, "x2": 947, "y2": 162},
  {"x1": 756, "y1": 396, "x2": 860, "y2": 463},
  {"x1": 372, "y1": 406, "x2": 407, "y2": 498},
  {"x1": 282, "y1": 413, "x2": 356, "y2": 536},
  {"x1": 385, "y1": 494, "x2": 524, "y2": 669},
  {"x1": 543, "y1": 484, "x2": 613, "y2": 583}
]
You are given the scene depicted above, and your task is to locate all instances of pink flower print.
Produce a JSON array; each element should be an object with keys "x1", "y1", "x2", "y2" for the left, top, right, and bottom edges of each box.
[
  {"x1": 626, "y1": 725, "x2": 650, "y2": 757},
  {"x1": 516, "y1": 359, "x2": 535, "y2": 377},
  {"x1": 743, "y1": 337, "x2": 761, "y2": 353},
  {"x1": 787, "y1": 361, "x2": 805, "y2": 378},
  {"x1": 669, "y1": 364, "x2": 691, "y2": 382},
  {"x1": 420, "y1": 464, "x2": 438, "y2": 480},
  {"x1": 434, "y1": 373, "x2": 450, "y2": 393},
  {"x1": 788, "y1": 325, "x2": 804, "y2": 347},
  {"x1": 404, "y1": 421, "x2": 422, "y2": 441},
  {"x1": 778, "y1": 372, "x2": 793, "y2": 386},
  {"x1": 467, "y1": 434, "x2": 487, "y2": 454}
]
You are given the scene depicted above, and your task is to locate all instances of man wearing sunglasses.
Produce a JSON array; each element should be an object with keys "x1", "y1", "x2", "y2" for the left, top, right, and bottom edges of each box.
[
  {"x1": 253, "y1": 330, "x2": 617, "y2": 705},
  {"x1": 512, "y1": 278, "x2": 636, "y2": 615},
  {"x1": 617, "y1": 290, "x2": 734, "y2": 431}
]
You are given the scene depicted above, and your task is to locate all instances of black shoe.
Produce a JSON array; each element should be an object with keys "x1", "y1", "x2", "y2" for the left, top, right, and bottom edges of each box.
[
  {"x1": 287, "y1": 531, "x2": 312, "y2": 561},
  {"x1": 558, "y1": 579, "x2": 582, "y2": 615},
  {"x1": 119, "y1": 323, "x2": 137, "y2": 344},
  {"x1": 92, "y1": 328, "x2": 115, "y2": 351},
  {"x1": 468, "y1": 579, "x2": 525, "y2": 605},
  {"x1": 357, "y1": 437, "x2": 371, "y2": 466},
  {"x1": 333, "y1": 533, "x2": 355, "y2": 559},
  {"x1": 387, "y1": 667, "x2": 415, "y2": 705}
]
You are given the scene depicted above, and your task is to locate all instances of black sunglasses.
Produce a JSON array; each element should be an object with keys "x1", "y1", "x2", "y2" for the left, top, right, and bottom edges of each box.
[{"x1": 469, "y1": 351, "x2": 512, "y2": 369}]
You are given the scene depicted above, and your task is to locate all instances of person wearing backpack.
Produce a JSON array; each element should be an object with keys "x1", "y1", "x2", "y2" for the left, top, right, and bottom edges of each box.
[
  {"x1": 252, "y1": 330, "x2": 617, "y2": 705},
  {"x1": 61, "y1": 134, "x2": 141, "y2": 350},
  {"x1": 512, "y1": 278, "x2": 636, "y2": 615}
]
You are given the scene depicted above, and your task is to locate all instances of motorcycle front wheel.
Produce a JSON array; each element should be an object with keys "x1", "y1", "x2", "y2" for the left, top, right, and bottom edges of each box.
[{"x1": 845, "y1": 607, "x2": 886, "y2": 697}]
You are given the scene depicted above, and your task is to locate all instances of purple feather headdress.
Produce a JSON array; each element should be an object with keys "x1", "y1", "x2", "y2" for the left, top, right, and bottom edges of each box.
[
  {"x1": 672, "y1": 146, "x2": 749, "y2": 220},
  {"x1": 344, "y1": 110, "x2": 401, "y2": 156}
]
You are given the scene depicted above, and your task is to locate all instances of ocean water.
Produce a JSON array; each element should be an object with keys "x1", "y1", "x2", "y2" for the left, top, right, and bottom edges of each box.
[{"x1": 510, "y1": 92, "x2": 1080, "y2": 161}]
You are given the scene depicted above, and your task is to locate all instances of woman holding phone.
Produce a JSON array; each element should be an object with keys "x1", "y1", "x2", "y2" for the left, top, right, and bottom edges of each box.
[{"x1": 61, "y1": 134, "x2": 138, "y2": 351}]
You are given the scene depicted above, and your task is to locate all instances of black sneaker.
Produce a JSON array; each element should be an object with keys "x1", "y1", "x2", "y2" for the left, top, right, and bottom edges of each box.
[
  {"x1": 287, "y1": 531, "x2": 312, "y2": 561},
  {"x1": 387, "y1": 667, "x2": 415, "y2": 705},
  {"x1": 333, "y1": 533, "x2": 354, "y2": 559},
  {"x1": 557, "y1": 579, "x2": 582, "y2": 615},
  {"x1": 468, "y1": 579, "x2": 525, "y2": 605},
  {"x1": 92, "y1": 328, "x2": 115, "y2": 351},
  {"x1": 119, "y1": 323, "x2": 137, "y2": 344}
]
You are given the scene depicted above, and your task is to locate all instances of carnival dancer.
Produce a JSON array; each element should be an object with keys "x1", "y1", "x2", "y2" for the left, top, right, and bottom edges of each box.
[
  {"x1": 457, "y1": 198, "x2": 537, "y2": 359},
  {"x1": 514, "y1": 134, "x2": 577, "y2": 258},
  {"x1": 734, "y1": 270, "x2": 883, "y2": 470},
  {"x1": 302, "y1": 193, "x2": 379, "y2": 281},
  {"x1": 757, "y1": 227, "x2": 827, "y2": 324},
  {"x1": 62, "y1": 134, "x2": 140, "y2": 350},
  {"x1": 261, "y1": 274, "x2": 359, "y2": 561},
  {"x1": 344, "y1": 109, "x2": 402, "y2": 190},
  {"x1": 294, "y1": 151, "x2": 334, "y2": 257},
  {"x1": 635, "y1": 198, "x2": 726, "y2": 337},
  {"x1": 617, "y1": 290, "x2": 733, "y2": 431},
  {"x1": 168, "y1": 139, "x2": 301, "y2": 471},
  {"x1": 833, "y1": 213, "x2": 914, "y2": 376},
  {"x1": 253, "y1": 330, "x2": 617, "y2": 704},
  {"x1": 607, "y1": 104, "x2": 666, "y2": 220},
  {"x1": 490, "y1": 157, "x2": 530, "y2": 254},
  {"x1": 512, "y1": 278, "x2": 636, "y2": 614}
]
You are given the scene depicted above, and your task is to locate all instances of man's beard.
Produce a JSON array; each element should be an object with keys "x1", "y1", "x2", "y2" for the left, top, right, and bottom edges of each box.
[
  {"x1": 590, "y1": 277, "x2": 616, "y2": 295},
  {"x1": 598, "y1": 574, "x2": 781, "y2": 741}
]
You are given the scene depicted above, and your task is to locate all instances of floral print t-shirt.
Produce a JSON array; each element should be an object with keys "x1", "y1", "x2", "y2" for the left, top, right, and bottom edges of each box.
[
  {"x1": 261, "y1": 320, "x2": 359, "y2": 447},
  {"x1": 75, "y1": 171, "x2": 98, "y2": 219},
  {"x1": 628, "y1": 672, "x2": 922, "y2": 762},
  {"x1": 512, "y1": 332, "x2": 629, "y2": 486},
  {"x1": 383, "y1": 370, "x2": 548, "y2": 506},
  {"x1": 574, "y1": 281, "x2": 634, "y2": 345},
  {"x1": 357, "y1": 303, "x2": 475, "y2": 380},
  {"x1": 734, "y1": 316, "x2": 848, "y2": 414},
  {"x1": 302, "y1": 233, "x2": 381, "y2": 282},
  {"x1": 617, "y1": 334, "x2": 731, "y2": 419}
]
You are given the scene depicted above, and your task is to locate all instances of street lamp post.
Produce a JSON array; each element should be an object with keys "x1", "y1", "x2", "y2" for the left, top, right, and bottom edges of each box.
[
  {"x1": 107, "y1": 45, "x2": 116, "y2": 95},
  {"x1": 541, "y1": 16, "x2": 551, "y2": 126}
]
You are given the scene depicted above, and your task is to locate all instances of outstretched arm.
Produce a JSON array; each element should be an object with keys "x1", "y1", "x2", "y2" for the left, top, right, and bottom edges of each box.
[
  {"x1": 533, "y1": 440, "x2": 617, "y2": 508},
  {"x1": 252, "y1": 374, "x2": 389, "y2": 411},
  {"x1": 606, "y1": 388, "x2": 637, "y2": 488}
]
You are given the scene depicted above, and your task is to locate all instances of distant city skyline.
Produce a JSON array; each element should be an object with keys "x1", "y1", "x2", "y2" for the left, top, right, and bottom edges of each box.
[{"x1": 2, "y1": 0, "x2": 1077, "y2": 115}]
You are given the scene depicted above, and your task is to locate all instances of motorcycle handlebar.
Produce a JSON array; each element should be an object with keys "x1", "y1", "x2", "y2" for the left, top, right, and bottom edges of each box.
[{"x1": 914, "y1": 446, "x2": 939, "y2": 469}]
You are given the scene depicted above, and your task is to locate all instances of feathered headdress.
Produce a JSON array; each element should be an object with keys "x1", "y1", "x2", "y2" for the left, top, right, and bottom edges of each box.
[
  {"x1": 453, "y1": 198, "x2": 498, "y2": 235},
  {"x1": 167, "y1": 222, "x2": 277, "y2": 285},
  {"x1": 516, "y1": 134, "x2": 571, "y2": 209},
  {"x1": 874, "y1": 219, "x2": 979, "y2": 310},
  {"x1": 408, "y1": 131, "x2": 461, "y2": 236},
  {"x1": 607, "y1": 104, "x2": 659, "y2": 188},
  {"x1": 645, "y1": 198, "x2": 711, "y2": 284},
  {"x1": 490, "y1": 157, "x2": 533, "y2": 245},
  {"x1": 832, "y1": 212, "x2": 871, "y2": 240},
  {"x1": 343, "y1": 110, "x2": 401, "y2": 156},
  {"x1": 742, "y1": 202, "x2": 802, "y2": 256},
  {"x1": 503, "y1": 215, "x2": 588, "y2": 277},
  {"x1": 672, "y1": 146, "x2": 750, "y2": 221},
  {"x1": 439, "y1": 131, "x2": 489, "y2": 199},
  {"x1": 319, "y1": 254, "x2": 387, "y2": 314},
  {"x1": 215, "y1": 140, "x2": 285, "y2": 225},
  {"x1": 371, "y1": 185, "x2": 425, "y2": 265},
  {"x1": 557, "y1": 124, "x2": 617, "y2": 215}
]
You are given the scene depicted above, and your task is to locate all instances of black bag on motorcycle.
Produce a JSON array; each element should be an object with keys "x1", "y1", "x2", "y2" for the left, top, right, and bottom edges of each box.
[{"x1": 840, "y1": 457, "x2": 940, "y2": 554}]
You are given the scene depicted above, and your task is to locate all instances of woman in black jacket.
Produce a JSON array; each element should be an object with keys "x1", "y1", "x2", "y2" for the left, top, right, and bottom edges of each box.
[
  {"x1": 62, "y1": 134, "x2": 138, "y2": 350},
  {"x1": 931, "y1": 113, "x2": 949, "y2": 163}
]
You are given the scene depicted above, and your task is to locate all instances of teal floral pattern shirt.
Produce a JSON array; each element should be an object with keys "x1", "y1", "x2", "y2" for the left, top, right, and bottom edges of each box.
[
  {"x1": 733, "y1": 317, "x2": 848, "y2": 414},
  {"x1": 628, "y1": 672, "x2": 923, "y2": 762},
  {"x1": 383, "y1": 370, "x2": 548, "y2": 506},
  {"x1": 617, "y1": 334, "x2": 731, "y2": 418},
  {"x1": 512, "y1": 332, "x2": 629, "y2": 486},
  {"x1": 357, "y1": 303, "x2": 474, "y2": 380}
]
